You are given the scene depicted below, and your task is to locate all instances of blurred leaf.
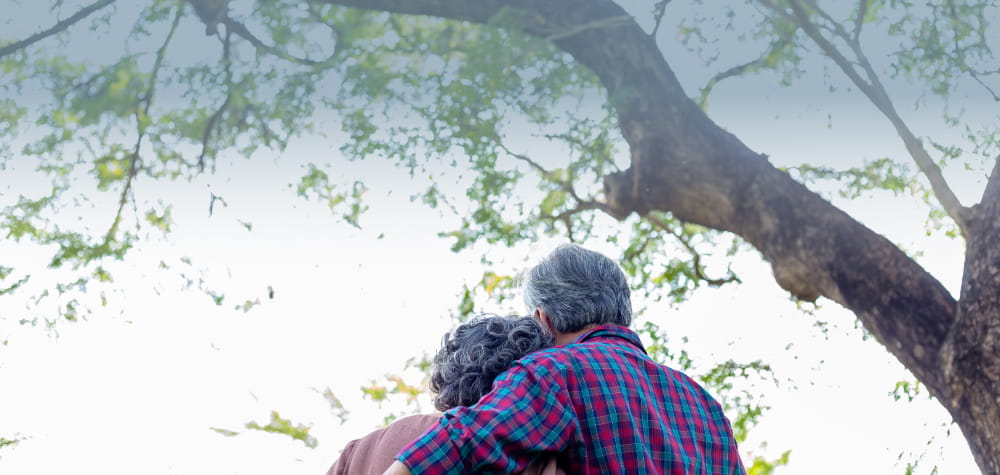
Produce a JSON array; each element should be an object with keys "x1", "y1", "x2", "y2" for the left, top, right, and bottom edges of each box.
[
  {"x1": 209, "y1": 427, "x2": 239, "y2": 437},
  {"x1": 245, "y1": 411, "x2": 317, "y2": 449}
]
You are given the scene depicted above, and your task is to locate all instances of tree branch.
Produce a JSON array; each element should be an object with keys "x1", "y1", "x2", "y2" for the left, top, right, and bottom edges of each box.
[
  {"x1": 105, "y1": 5, "x2": 183, "y2": 245},
  {"x1": 221, "y1": 17, "x2": 334, "y2": 67},
  {"x1": 542, "y1": 131, "x2": 623, "y2": 173},
  {"x1": 966, "y1": 70, "x2": 1000, "y2": 102},
  {"x1": 497, "y1": 140, "x2": 612, "y2": 217},
  {"x1": 0, "y1": 0, "x2": 116, "y2": 59},
  {"x1": 761, "y1": 0, "x2": 969, "y2": 237},
  {"x1": 646, "y1": 213, "x2": 741, "y2": 287},
  {"x1": 852, "y1": 0, "x2": 868, "y2": 42},
  {"x1": 939, "y1": 3, "x2": 1000, "y2": 103},
  {"x1": 199, "y1": 30, "x2": 234, "y2": 172},
  {"x1": 650, "y1": 0, "x2": 672, "y2": 37},
  {"x1": 325, "y1": 0, "x2": 959, "y2": 404},
  {"x1": 305, "y1": 0, "x2": 348, "y2": 59},
  {"x1": 697, "y1": 34, "x2": 793, "y2": 108},
  {"x1": 981, "y1": 154, "x2": 1000, "y2": 208}
]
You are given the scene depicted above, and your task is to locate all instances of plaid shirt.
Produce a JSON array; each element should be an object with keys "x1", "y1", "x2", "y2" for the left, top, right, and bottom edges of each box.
[{"x1": 397, "y1": 324, "x2": 746, "y2": 474}]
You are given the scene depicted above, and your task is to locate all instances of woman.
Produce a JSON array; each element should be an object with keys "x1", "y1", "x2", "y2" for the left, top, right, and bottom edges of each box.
[{"x1": 327, "y1": 314, "x2": 562, "y2": 475}]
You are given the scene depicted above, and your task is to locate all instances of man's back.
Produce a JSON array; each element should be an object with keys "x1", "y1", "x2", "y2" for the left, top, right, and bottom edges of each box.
[
  {"x1": 397, "y1": 324, "x2": 745, "y2": 474},
  {"x1": 539, "y1": 325, "x2": 742, "y2": 473}
]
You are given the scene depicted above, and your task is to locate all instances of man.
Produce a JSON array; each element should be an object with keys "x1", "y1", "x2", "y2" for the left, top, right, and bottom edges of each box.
[{"x1": 385, "y1": 244, "x2": 746, "y2": 474}]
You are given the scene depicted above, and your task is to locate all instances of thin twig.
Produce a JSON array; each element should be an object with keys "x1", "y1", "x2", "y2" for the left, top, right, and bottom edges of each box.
[
  {"x1": 0, "y1": 0, "x2": 116, "y2": 59},
  {"x1": 105, "y1": 6, "x2": 183, "y2": 245},
  {"x1": 650, "y1": 0, "x2": 672, "y2": 38},
  {"x1": 497, "y1": 141, "x2": 550, "y2": 176},
  {"x1": 646, "y1": 214, "x2": 740, "y2": 286},
  {"x1": 622, "y1": 236, "x2": 653, "y2": 262},
  {"x1": 761, "y1": 0, "x2": 969, "y2": 236},
  {"x1": 967, "y1": 70, "x2": 1000, "y2": 102},
  {"x1": 852, "y1": 0, "x2": 869, "y2": 42},
  {"x1": 698, "y1": 34, "x2": 793, "y2": 107},
  {"x1": 939, "y1": 1, "x2": 1000, "y2": 102},
  {"x1": 799, "y1": 0, "x2": 845, "y2": 38},
  {"x1": 498, "y1": 141, "x2": 608, "y2": 209},
  {"x1": 222, "y1": 17, "x2": 334, "y2": 67},
  {"x1": 541, "y1": 130, "x2": 622, "y2": 173},
  {"x1": 305, "y1": 0, "x2": 348, "y2": 59},
  {"x1": 497, "y1": 141, "x2": 613, "y2": 223},
  {"x1": 550, "y1": 201, "x2": 610, "y2": 221},
  {"x1": 199, "y1": 29, "x2": 234, "y2": 171}
]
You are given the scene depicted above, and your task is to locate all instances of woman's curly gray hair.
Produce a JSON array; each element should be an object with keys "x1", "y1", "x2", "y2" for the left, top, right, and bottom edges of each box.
[{"x1": 430, "y1": 314, "x2": 554, "y2": 412}]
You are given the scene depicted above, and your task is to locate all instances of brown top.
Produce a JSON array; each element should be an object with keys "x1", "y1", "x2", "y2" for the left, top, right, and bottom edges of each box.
[{"x1": 327, "y1": 413, "x2": 564, "y2": 475}]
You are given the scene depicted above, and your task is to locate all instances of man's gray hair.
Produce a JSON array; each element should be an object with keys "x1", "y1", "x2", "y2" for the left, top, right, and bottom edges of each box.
[{"x1": 523, "y1": 244, "x2": 632, "y2": 333}]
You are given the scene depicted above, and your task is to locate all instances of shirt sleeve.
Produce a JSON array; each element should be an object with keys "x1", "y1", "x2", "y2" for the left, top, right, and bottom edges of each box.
[
  {"x1": 326, "y1": 438, "x2": 358, "y2": 475},
  {"x1": 396, "y1": 361, "x2": 577, "y2": 475}
]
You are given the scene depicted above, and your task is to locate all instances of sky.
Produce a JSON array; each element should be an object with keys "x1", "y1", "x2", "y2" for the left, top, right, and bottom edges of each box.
[{"x1": 0, "y1": 0, "x2": 996, "y2": 474}]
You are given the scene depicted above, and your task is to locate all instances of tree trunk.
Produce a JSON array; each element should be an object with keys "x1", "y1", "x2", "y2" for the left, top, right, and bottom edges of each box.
[
  {"x1": 319, "y1": 0, "x2": 1000, "y2": 471},
  {"x1": 940, "y1": 157, "x2": 1000, "y2": 474}
]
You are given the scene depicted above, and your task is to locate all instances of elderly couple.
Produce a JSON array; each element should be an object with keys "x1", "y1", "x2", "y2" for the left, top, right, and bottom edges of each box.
[{"x1": 329, "y1": 245, "x2": 747, "y2": 474}]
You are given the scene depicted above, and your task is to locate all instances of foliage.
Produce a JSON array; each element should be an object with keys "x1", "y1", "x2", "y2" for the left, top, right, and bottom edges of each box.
[
  {"x1": 639, "y1": 321, "x2": 790, "y2": 473},
  {"x1": 0, "y1": 435, "x2": 24, "y2": 455},
  {"x1": 317, "y1": 387, "x2": 350, "y2": 425},
  {"x1": 244, "y1": 410, "x2": 318, "y2": 448},
  {"x1": 360, "y1": 355, "x2": 432, "y2": 426},
  {"x1": 0, "y1": 0, "x2": 758, "y2": 322}
]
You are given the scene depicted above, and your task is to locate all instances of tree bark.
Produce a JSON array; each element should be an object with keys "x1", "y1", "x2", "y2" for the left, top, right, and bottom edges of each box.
[
  {"x1": 320, "y1": 0, "x2": 1000, "y2": 472},
  {"x1": 941, "y1": 156, "x2": 1000, "y2": 474}
]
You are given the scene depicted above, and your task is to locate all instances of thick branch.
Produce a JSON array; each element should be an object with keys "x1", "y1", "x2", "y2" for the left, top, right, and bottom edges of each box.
[
  {"x1": 0, "y1": 0, "x2": 116, "y2": 59},
  {"x1": 317, "y1": 1, "x2": 1000, "y2": 470},
  {"x1": 982, "y1": 154, "x2": 1000, "y2": 207},
  {"x1": 941, "y1": 152, "x2": 1000, "y2": 473},
  {"x1": 325, "y1": 0, "x2": 959, "y2": 414}
]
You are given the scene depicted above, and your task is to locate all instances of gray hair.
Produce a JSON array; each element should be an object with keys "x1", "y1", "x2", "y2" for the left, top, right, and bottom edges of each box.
[
  {"x1": 523, "y1": 244, "x2": 632, "y2": 333},
  {"x1": 430, "y1": 314, "x2": 554, "y2": 411}
]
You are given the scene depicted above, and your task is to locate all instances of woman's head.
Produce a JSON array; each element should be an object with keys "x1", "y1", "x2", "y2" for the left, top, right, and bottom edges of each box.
[{"x1": 430, "y1": 314, "x2": 553, "y2": 412}]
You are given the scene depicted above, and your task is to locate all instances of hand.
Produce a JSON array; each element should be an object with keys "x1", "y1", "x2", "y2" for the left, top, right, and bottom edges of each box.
[{"x1": 383, "y1": 461, "x2": 412, "y2": 475}]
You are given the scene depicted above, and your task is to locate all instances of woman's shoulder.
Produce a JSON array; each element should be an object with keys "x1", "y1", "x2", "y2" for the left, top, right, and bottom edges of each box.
[
  {"x1": 327, "y1": 413, "x2": 442, "y2": 475},
  {"x1": 381, "y1": 414, "x2": 441, "y2": 435}
]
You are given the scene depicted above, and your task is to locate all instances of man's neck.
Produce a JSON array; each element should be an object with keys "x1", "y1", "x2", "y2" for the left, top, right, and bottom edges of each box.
[{"x1": 553, "y1": 323, "x2": 600, "y2": 346}]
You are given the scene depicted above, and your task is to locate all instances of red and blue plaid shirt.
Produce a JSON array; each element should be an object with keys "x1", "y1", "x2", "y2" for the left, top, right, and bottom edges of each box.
[{"x1": 397, "y1": 324, "x2": 747, "y2": 474}]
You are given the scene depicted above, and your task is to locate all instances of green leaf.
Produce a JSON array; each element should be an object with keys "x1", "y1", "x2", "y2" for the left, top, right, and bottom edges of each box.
[{"x1": 244, "y1": 411, "x2": 317, "y2": 449}]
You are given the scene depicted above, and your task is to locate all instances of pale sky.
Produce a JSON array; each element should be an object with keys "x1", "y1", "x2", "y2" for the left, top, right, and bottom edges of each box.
[{"x1": 0, "y1": 1, "x2": 992, "y2": 474}]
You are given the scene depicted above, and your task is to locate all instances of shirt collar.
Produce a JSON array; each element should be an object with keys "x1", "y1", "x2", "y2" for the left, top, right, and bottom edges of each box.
[{"x1": 572, "y1": 324, "x2": 647, "y2": 354}]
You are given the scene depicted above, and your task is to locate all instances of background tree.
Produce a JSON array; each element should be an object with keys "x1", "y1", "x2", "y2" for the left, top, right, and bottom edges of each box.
[{"x1": 0, "y1": 0, "x2": 997, "y2": 472}]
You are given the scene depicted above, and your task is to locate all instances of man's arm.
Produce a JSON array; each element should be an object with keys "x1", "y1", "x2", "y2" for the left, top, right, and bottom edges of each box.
[
  {"x1": 395, "y1": 362, "x2": 576, "y2": 474},
  {"x1": 382, "y1": 461, "x2": 411, "y2": 475}
]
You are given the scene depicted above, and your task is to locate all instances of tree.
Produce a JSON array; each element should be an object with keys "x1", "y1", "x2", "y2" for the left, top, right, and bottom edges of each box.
[{"x1": 1, "y1": 0, "x2": 998, "y2": 472}]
